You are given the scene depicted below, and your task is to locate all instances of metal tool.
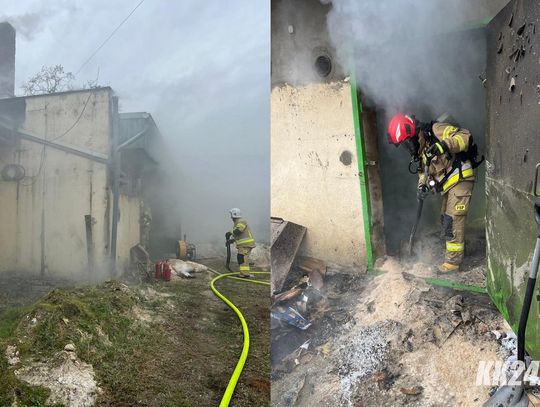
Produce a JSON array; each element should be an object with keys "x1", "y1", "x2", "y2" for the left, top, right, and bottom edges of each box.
[
  {"x1": 407, "y1": 156, "x2": 432, "y2": 256},
  {"x1": 225, "y1": 232, "x2": 232, "y2": 272},
  {"x1": 408, "y1": 196, "x2": 425, "y2": 256}
]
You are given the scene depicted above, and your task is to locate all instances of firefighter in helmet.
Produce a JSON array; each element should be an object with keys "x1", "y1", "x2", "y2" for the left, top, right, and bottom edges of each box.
[
  {"x1": 226, "y1": 208, "x2": 256, "y2": 277},
  {"x1": 387, "y1": 113, "x2": 482, "y2": 272}
]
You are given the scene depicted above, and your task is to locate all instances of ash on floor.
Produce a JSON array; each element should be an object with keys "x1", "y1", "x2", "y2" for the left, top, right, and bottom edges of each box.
[{"x1": 271, "y1": 257, "x2": 507, "y2": 407}]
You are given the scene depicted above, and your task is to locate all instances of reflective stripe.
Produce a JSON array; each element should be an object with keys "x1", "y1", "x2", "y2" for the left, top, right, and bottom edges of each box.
[
  {"x1": 237, "y1": 238, "x2": 255, "y2": 246},
  {"x1": 442, "y1": 161, "x2": 473, "y2": 192},
  {"x1": 446, "y1": 242, "x2": 464, "y2": 252},
  {"x1": 442, "y1": 126, "x2": 458, "y2": 140},
  {"x1": 436, "y1": 143, "x2": 444, "y2": 154},
  {"x1": 234, "y1": 222, "x2": 246, "y2": 232},
  {"x1": 239, "y1": 265, "x2": 250, "y2": 271},
  {"x1": 454, "y1": 134, "x2": 466, "y2": 151},
  {"x1": 236, "y1": 229, "x2": 255, "y2": 246}
]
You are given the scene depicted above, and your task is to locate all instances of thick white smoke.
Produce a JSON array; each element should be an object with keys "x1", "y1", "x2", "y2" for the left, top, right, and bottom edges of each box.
[{"x1": 320, "y1": 0, "x2": 507, "y2": 116}]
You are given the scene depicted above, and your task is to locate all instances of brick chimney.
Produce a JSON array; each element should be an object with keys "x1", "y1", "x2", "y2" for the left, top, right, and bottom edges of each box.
[{"x1": 0, "y1": 22, "x2": 15, "y2": 99}]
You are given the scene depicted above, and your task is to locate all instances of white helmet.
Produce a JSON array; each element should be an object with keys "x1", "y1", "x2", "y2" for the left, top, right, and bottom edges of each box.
[{"x1": 229, "y1": 208, "x2": 242, "y2": 219}]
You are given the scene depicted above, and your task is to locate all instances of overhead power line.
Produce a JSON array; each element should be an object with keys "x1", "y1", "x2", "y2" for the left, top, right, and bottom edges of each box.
[{"x1": 75, "y1": 0, "x2": 146, "y2": 75}]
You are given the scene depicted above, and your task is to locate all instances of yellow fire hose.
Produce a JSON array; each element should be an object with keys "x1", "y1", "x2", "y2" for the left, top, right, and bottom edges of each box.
[{"x1": 207, "y1": 268, "x2": 270, "y2": 407}]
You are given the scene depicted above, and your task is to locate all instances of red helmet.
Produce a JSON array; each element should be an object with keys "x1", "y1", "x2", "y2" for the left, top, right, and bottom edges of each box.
[{"x1": 387, "y1": 113, "x2": 416, "y2": 145}]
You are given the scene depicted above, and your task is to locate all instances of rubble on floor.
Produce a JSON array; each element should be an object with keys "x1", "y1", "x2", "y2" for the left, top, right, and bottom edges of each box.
[
  {"x1": 404, "y1": 233, "x2": 488, "y2": 288},
  {"x1": 15, "y1": 350, "x2": 101, "y2": 407},
  {"x1": 271, "y1": 257, "x2": 508, "y2": 407}
]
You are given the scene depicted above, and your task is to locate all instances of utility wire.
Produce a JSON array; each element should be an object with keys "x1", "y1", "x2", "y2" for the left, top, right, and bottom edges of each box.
[
  {"x1": 75, "y1": 0, "x2": 146, "y2": 75},
  {"x1": 50, "y1": 92, "x2": 93, "y2": 142},
  {"x1": 19, "y1": 66, "x2": 101, "y2": 185},
  {"x1": 51, "y1": 66, "x2": 99, "y2": 142}
]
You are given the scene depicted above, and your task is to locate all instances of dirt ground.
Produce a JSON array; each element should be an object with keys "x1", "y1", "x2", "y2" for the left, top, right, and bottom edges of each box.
[
  {"x1": 0, "y1": 258, "x2": 270, "y2": 407},
  {"x1": 271, "y1": 256, "x2": 508, "y2": 407}
]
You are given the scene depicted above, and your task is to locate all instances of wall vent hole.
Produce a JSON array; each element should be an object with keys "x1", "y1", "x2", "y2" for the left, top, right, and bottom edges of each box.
[
  {"x1": 315, "y1": 55, "x2": 332, "y2": 77},
  {"x1": 340, "y1": 150, "x2": 352, "y2": 166}
]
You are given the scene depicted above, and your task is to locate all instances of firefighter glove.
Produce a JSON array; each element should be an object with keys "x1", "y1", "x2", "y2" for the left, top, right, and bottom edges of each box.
[{"x1": 225, "y1": 231, "x2": 232, "y2": 240}]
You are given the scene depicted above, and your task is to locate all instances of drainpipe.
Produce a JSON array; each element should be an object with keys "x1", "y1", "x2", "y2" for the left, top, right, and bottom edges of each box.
[
  {"x1": 110, "y1": 96, "x2": 120, "y2": 276},
  {"x1": 349, "y1": 69, "x2": 375, "y2": 271}
]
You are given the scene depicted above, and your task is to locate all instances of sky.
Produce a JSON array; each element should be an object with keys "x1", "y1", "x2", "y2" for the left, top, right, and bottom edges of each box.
[{"x1": 0, "y1": 0, "x2": 270, "y2": 246}]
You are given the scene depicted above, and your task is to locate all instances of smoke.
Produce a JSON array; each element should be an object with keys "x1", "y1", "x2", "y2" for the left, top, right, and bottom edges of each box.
[
  {"x1": 0, "y1": 2, "x2": 78, "y2": 40},
  {"x1": 318, "y1": 0, "x2": 507, "y2": 253},
  {"x1": 2, "y1": 12, "x2": 50, "y2": 40},
  {"x1": 110, "y1": 1, "x2": 270, "y2": 255},
  {"x1": 320, "y1": 0, "x2": 505, "y2": 117}
]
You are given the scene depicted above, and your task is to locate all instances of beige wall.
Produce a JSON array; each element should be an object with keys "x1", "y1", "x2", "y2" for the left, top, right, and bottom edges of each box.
[
  {"x1": 0, "y1": 89, "x2": 140, "y2": 279},
  {"x1": 271, "y1": 82, "x2": 366, "y2": 267},
  {"x1": 116, "y1": 194, "x2": 141, "y2": 274}
]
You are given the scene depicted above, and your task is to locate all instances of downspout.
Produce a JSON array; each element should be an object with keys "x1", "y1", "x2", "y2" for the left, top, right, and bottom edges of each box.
[
  {"x1": 110, "y1": 96, "x2": 120, "y2": 276},
  {"x1": 349, "y1": 69, "x2": 375, "y2": 271}
]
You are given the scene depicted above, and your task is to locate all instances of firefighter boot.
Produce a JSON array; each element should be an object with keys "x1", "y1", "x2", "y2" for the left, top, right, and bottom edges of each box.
[{"x1": 439, "y1": 262, "x2": 460, "y2": 272}]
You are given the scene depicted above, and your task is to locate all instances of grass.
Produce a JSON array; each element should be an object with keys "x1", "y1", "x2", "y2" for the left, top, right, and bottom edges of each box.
[{"x1": 0, "y1": 262, "x2": 270, "y2": 406}]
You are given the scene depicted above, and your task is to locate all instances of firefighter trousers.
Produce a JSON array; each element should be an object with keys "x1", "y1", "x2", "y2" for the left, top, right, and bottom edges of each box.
[
  {"x1": 236, "y1": 246, "x2": 253, "y2": 275},
  {"x1": 440, "y1": 180, "x2": 474, "y2": 266}
]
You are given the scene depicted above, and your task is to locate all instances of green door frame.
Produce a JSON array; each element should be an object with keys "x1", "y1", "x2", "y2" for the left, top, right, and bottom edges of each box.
[{"x1": 349, "y1": 71, "x2": 375, "y2": 271}]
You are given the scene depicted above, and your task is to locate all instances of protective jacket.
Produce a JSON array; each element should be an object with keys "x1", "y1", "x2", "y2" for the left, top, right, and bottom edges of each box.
[
  {"x1": 231, "y1": 218, "x2": 256, "y2": 249},
  {"x1": 418, "y1": 122, "x2": 475, "y2": 193},
  {"x1": 418, "y1": 122, "x2": 476, "y2": 266}
]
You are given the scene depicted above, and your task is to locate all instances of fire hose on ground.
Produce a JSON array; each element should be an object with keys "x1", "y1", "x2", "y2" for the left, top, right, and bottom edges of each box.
[{"x1": 207, "y1": 267, "x2": 270, "y2": 407}]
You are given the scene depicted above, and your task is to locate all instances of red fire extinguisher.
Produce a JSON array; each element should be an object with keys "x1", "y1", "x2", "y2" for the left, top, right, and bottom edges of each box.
[
  {"x1": 162, "y1": 261, "x2": 172, "y2": 282},
  {"x1": 154, "y1": 261, "x2": 163, "y2": 279}
]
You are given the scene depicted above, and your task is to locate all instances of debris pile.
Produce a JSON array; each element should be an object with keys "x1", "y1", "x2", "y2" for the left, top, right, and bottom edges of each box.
[
  {"x1": 271, "y1": 257, "x2": 508, "y2": 407},
  {"x1": 270, "y1": 218, "x2": 328, "y2": 332},
  {"x1": 15, "y1": 349, "x2": 101, "y2": 407}
]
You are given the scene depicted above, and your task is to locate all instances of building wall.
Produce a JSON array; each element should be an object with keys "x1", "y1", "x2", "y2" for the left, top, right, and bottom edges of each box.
[
  {"x1": 486, "y1": 0, "x2": 540, "y2": 359},
  {"x1": 117, "y1": 194, "x2": 141, "y2": 273},
  {"x1": 271, "y1": 0, "x2": 366, "y2": 267},
  {"x1": 271, "y1": 83, "x2": 366, "y2": 267},
  {"x1": 0, "y1": 88, "x2": 141, "y2": 279},
  {"x1": 271, "y1": 0, "x2": 345, "y2": 87}
]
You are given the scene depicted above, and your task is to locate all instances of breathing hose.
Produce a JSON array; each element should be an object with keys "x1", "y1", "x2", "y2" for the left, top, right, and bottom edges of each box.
[{"x1": 207, "y1": 267, "x2": 270, "y2": 407}]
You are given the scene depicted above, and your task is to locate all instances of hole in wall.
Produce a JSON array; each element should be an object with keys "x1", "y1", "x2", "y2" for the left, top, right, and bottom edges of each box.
[
  {"x1": 339, "y1": 150, "x2": 352, "y2": 166},
  {"x1": 314, "y1": 55, "x2": 332, "y2": 77}
]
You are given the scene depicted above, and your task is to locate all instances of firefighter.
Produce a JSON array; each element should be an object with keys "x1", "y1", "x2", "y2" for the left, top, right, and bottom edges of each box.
[
  {"x1": 387, "y1": 113, "x2": 482, "y2": 272},
  {"x1": 226, "y1": 208, "x2": 256, "y2": 277}
]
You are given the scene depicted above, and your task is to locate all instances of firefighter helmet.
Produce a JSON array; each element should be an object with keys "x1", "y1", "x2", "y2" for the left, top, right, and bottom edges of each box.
[
  {"x1": 387, "y1": 113, "x2": 416, "y2": 145},
  {"x1": 229, "y1": 208, "x2": 242, "y2": 219}
]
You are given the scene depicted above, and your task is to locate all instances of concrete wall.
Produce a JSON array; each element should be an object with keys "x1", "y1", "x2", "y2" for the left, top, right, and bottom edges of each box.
[
  {"x1": 117, "y1": 194, "x2": 141, "y2": 273},
  {"x1": 271, "y1": 0, "x2": 345, "y2": 87},
  {"x1": 0, "y1": 88, "x2": 139, "y2": 279},
  {"x1": 271, "y1": 0, "x2": 366, "y2": 267},
  {"x1": 271, "y1": 82, "x2": 366, "y2": 267},
  {"x1": 486, "y1": 0, "x2": 540, "y2": 358}
]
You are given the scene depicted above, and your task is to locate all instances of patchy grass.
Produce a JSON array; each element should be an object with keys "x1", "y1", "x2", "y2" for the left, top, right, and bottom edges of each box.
[{"x1": 0, "y1": 260, "x2": 270, "y2": 406}]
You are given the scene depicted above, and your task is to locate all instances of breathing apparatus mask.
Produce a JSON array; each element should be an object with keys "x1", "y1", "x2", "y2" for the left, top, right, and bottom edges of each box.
[
  {"x1": 402, "y1": 133, "x2": 421, "y2": 174},
  {"x1": 404, "y1": 120, "x2": 434, "y2": 174}
]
